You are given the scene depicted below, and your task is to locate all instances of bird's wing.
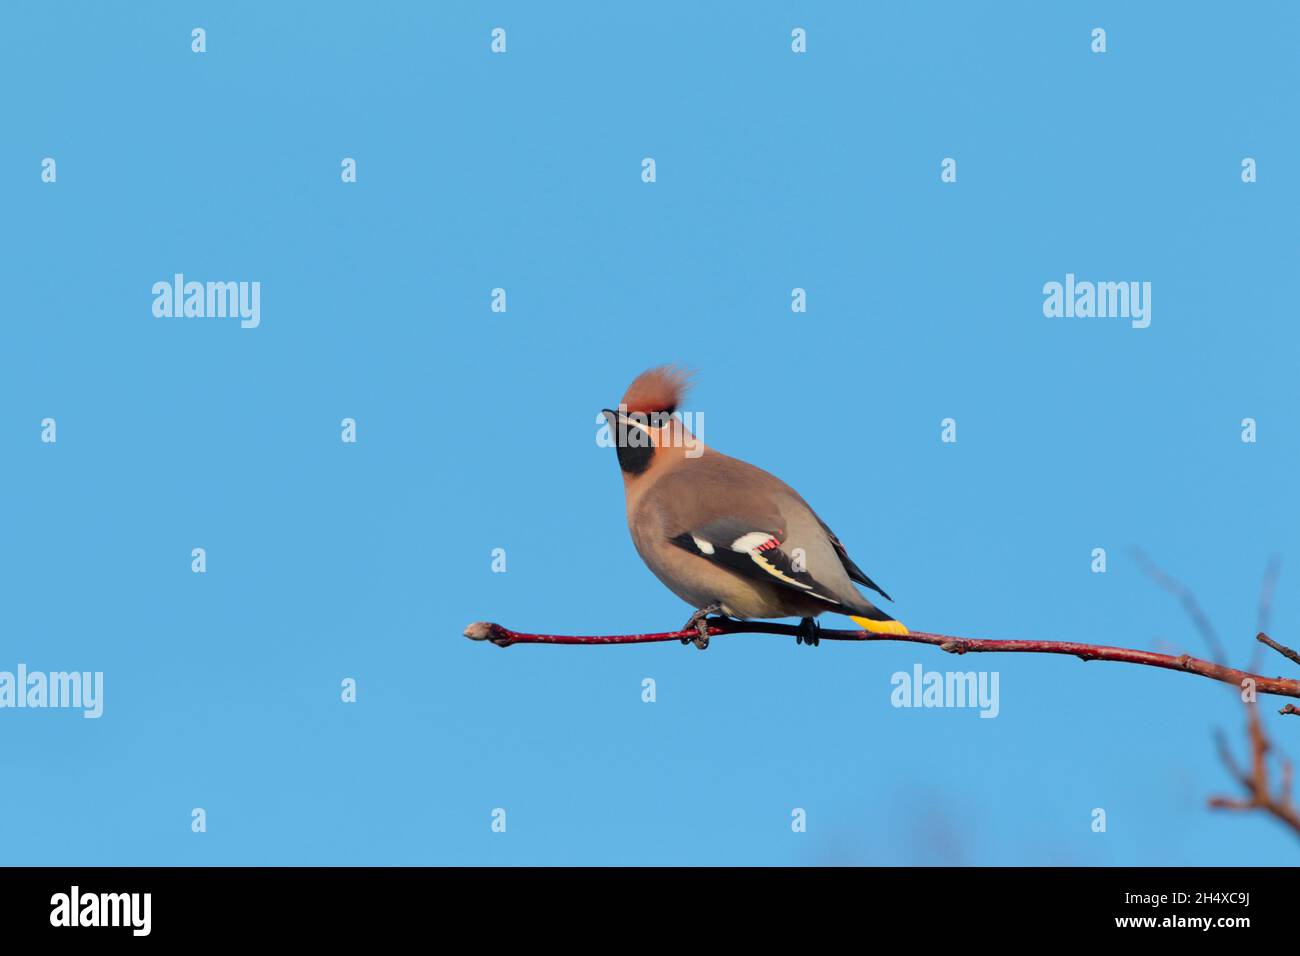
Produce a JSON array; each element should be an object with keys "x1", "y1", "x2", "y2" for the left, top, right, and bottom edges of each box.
[
  {"x1": 669, "y1": 518, "x2": 847, "y2": 609},
  {"x1": 815, "y1": 517, "x2": 893, "y2": 602}
]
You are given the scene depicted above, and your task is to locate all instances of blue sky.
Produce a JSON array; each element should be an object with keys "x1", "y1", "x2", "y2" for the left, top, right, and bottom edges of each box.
[{"x1": 2, "y1": 1, "x2": 1297, "y2": 865}]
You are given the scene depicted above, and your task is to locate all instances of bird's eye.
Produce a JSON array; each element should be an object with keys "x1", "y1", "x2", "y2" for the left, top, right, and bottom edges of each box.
[{"x1": 647, "y1": 410, "x2": 674, "y2": 429}]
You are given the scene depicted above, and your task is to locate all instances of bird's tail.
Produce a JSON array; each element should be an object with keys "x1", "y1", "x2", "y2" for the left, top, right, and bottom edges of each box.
[{"x1": 849, "y1": 605, "x2": 909, "y2": 636}]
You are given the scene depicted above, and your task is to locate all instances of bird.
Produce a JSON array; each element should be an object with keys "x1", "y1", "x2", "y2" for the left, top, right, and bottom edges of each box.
[{"x1": 602, "y1": 365, "x2": 907, "y2": 650}]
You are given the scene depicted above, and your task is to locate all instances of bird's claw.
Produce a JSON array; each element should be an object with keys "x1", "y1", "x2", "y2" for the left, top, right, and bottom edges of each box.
[
  {"x1": 682, "y1": 604, "x2": 721, "y2": 651},
  {"x1": 795, "y1": 618, "x2": 821, "y2": 648}
]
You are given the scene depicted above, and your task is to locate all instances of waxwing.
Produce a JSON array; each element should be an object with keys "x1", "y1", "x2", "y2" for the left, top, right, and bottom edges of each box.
[{"x1": 602, "y1": 366, "x2": 906, "y2": 649}]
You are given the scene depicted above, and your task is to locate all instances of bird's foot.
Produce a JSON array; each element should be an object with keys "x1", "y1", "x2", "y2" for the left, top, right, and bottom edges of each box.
[
  {"x1": 681, "y1": 603, "x2": 722, "y2": 650},
  {"x1": 795, "y1": 617, "x2": 821, "y2": 647}
]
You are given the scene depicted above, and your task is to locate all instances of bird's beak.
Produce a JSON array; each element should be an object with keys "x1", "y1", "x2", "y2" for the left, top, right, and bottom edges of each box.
[{"x1": 601, "y1": 408, "x2": 619, "y2": 429}]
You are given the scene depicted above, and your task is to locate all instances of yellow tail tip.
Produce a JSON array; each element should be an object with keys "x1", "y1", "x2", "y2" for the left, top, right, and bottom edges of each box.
[{"x1": 851, "y1": 615, "x2": 909, "y2": 636}]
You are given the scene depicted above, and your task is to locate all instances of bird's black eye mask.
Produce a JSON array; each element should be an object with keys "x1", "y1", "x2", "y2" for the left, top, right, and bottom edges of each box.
[{"x1": 609, "y1": 410, "x2": 672, "y2": 476}]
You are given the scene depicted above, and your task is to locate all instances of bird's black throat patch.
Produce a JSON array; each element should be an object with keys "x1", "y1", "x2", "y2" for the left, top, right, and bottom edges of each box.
[{"x1": 615, "y1": 438, "x2": 653, "y2": 475}]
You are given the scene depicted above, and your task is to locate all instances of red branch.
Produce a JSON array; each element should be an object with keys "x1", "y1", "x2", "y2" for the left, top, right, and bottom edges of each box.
[{"x1": 464, "y1": 620, "x2": 1300, "y2": 701}]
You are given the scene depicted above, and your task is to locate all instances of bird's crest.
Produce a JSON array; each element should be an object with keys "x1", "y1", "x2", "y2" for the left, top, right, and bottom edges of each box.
[{"x1": 620, "y1": 365, "x2": 693, "y2": 416}]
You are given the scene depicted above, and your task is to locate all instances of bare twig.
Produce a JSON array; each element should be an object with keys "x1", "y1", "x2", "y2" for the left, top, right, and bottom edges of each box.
[
  {"x1": 1181, "y1": 557, "x2": 1300, "y2": 839},
  {"x1": 1131, "y1": 547, "x2": 1227, "y2": 665},
  {"x1": 1258, "y1": 632, "x2": 1300, "y2": 669},
  {"x1": 1210, "y1": 704, "x2": 1300, "y2": 836},
  {"x1": 468, "y1": 554, "x2": 1300, "y2": 840},
  {"x1": 463, "y1": 620, "x2": 1300, "y2": 701}
]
